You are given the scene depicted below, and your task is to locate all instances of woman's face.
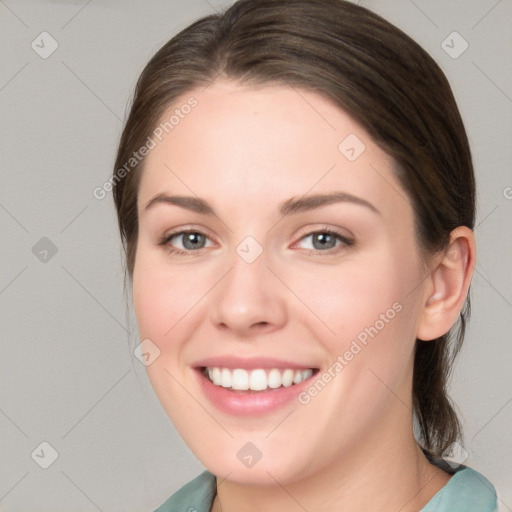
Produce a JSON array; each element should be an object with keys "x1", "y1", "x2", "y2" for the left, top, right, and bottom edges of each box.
[{"x1": 133, "y1": 80, "x2": 429, "y2": 484}]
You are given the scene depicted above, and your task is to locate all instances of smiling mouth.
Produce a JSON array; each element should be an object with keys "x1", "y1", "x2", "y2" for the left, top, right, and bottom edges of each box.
[{"x1": 200, "y1": 366, "x2": 318, "y2": 392}]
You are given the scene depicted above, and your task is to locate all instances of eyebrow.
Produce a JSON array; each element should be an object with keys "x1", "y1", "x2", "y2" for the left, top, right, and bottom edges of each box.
[{"x1": 143, "y1": 191, "x2": 380, "y2": 217}]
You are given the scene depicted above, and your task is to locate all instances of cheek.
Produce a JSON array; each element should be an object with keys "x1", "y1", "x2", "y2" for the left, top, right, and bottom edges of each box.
[
  {"x1": 133, "y1": 254, "x2": 187, "y2": 346},
  {"x1": 292, "y1": 254, "x2": 414, "y2": 343},
  {"x1": 132, "y1": 258, "x2": 201, "y2": 411},
  {"x1": 289, "y1": 248, "x2": 422, "y2": 398},
  {"x1": 132, "y1": 252, "x2": 217, "y2": 360},
  {"x1": 287, "y1": 256, "x2": 420, "y2": 448},
  {"x1": 133, "y1": 270, "x2": 169, "y2": 342}
]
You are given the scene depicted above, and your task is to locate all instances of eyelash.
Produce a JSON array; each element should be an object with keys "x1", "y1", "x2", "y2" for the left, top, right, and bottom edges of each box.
[{"x1": 158, "y1": 226, "x2": 354, "y2": 257}]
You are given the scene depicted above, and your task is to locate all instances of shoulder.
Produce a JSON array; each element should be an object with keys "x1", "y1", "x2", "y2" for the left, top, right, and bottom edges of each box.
[
  {"x1": 421, "y1": 466, "x2": 498, "y2": 512},
  {"x1": 153, "y1": 470, "x2": 216, "y2": 512},
  {"x1": 153, "y1": 466, "x2": 497, "y2": 512}
]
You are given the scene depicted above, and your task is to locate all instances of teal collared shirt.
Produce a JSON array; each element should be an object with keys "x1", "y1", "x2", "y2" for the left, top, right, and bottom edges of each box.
[{"x1": 154, "y1": 466, "x2": 498, "y2": 512}]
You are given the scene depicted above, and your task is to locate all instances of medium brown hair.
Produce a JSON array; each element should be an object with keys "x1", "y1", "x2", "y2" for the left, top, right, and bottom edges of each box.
[{"x1": 112, "y1": 0, "x2": 475, "y2": 457}]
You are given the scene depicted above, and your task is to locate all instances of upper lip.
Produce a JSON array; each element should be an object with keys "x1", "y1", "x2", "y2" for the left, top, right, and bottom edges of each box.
[{"x1": 192, "y1": 356, "x2": 319, "y2": 370}]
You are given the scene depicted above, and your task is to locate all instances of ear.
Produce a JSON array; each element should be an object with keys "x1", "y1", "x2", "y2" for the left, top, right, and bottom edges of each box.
[{"x1": 416, "y1": 226, "x2": 476, "y2": 341}]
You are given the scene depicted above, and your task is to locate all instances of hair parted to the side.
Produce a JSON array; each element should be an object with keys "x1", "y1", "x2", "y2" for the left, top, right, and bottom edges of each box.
[{"x1": 112, "y1": 0, "x2": 475, "y2": 458}]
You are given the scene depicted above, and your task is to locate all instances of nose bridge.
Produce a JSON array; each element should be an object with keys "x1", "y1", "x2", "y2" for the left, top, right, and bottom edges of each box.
[{"x1": 209, "y1": 236, "x2": 287, "y2": 335}]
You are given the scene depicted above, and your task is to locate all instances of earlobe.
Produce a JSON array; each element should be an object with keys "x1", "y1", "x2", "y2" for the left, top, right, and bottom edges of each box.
[{"x1": 417, "y1": 226, "x2": 476, "y2": 341}]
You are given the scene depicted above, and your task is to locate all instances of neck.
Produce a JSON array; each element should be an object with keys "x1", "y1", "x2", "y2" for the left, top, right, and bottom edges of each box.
[{"x1": 211, "y1": 403, "x2": 451, "y2": 512}]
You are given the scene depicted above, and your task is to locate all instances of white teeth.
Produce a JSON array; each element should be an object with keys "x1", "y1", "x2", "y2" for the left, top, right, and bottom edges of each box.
[
  {"x1": 232, "y1": 369, "x2": 249, "y2": 390},
  {"x1": 249, "y1": 369, "x2": 268, "y2": 391},
  {"x1": 204, "y1": 367, "x2": 314, "y2": 391},
  {"x1": 212, "y1": 367, "x2": 222, "y2": 385},
  {"x1": 221, "y1": 368, "x2": 232, "y2": 388},
  {"x1": 267, "y1": 368, "x2": 282, "y2": 389},
  {"x1": 295, "y1": 369, "x2": 312, "y2": 384},
  {"x1": 281, "y1": 369, "x2": 294, "y2": 387}
]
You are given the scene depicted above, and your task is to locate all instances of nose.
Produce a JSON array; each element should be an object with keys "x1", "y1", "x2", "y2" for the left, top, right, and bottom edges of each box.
[{"x1": 209, "y1": 247, "x2": 288, "y2": 338}]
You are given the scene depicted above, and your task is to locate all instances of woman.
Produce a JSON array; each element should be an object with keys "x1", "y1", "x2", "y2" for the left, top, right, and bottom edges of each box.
[{"x1": 112, "y1": 0, "x2": 498, "y2": 510}]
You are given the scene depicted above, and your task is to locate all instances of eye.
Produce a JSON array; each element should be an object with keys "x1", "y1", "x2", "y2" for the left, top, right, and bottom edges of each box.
[
  {"x1": 158, "y1": 227, "x2": 354, "y2": 256},
  {"x1": 158, "y1": 229, "x2": 214, "y2": 255},
  {"x1": 293, "y1": 228, "x2": 354, "y2": 255}
]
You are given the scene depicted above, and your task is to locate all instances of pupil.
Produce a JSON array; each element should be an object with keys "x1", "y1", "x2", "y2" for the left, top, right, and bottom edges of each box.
[
  {"x1": 314, "y1": 233, "x2": 335, "y2": 250},
  {"x1": 183, "y1": 232, "x2": 204, "y2": 250}
]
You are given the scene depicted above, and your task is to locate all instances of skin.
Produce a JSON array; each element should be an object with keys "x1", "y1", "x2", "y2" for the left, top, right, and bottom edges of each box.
[{"x1": 132, "y1": 80, "x2": 476, "y2": 511}]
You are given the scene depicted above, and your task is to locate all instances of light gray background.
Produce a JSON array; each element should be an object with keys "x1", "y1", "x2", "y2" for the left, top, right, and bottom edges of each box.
[{"x1": 1, "y1": 0, "x2": 511, "y2": 511}]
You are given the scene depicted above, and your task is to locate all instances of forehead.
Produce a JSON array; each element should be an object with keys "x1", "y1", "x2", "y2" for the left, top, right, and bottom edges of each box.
[{"x1": 138, "y1": 80, "x2": 411, "y2": 221}]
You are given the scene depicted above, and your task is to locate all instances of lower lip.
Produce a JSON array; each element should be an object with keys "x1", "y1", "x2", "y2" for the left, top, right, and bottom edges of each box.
[{"x1": 195, "y1": 369, "x2": 316, "y2": 417}]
